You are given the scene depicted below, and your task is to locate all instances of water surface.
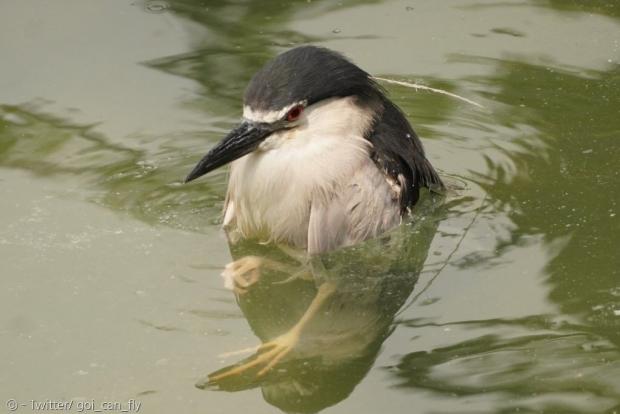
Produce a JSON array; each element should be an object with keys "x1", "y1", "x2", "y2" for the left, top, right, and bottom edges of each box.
[{"x1": 1, "y1": 1, "x2": 619, "y2": 413}]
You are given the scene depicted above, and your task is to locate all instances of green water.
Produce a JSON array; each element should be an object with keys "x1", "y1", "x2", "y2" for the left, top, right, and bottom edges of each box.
[{"x1": 1, "y1": 1, "x2": 619, "y2": 413}]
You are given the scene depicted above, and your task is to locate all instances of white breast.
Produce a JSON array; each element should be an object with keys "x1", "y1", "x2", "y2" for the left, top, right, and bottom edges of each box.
[{"x1": 223, "y1": 97, "x2": 376, "y2": 248}]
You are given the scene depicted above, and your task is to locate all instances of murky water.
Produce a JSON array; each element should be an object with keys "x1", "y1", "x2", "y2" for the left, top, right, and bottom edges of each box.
[{"x1": 1, "y1": 1, "x2": 619, "y2": 413}]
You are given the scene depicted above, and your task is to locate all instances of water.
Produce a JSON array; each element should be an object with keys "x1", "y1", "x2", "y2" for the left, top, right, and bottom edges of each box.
[{"x1": 1, "y1": 1, "x2": 619, "y2": 413}]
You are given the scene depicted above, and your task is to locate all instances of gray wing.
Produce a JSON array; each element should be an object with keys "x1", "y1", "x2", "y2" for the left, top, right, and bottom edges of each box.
[
  {"x1": 308, "y1": 158, "x2": 401, "y2": 255},
  {"x1": 366, "y1": 99, "x2": 443, "y2": 211}
]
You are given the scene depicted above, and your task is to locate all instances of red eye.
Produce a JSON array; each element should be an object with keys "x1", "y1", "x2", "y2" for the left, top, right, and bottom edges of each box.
[{"x1": 286, "y1": 105, "x2": 304, "y2": 122}]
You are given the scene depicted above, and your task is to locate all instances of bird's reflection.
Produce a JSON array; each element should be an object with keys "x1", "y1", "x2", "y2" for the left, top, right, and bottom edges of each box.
[{"x1": 198, "y1": 195, "x2": 443, "y2": 413}]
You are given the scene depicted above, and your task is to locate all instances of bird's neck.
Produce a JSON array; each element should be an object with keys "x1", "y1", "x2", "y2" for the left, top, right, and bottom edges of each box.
[{"x1": 224, "y1": 97, "x2": 377, "y2": 247}]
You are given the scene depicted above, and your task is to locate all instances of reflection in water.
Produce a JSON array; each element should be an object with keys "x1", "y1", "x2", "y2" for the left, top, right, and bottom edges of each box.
[
  {"x1": 473, "y1": 60, "x2": 620, "y2": 344},
  {"x1": 198, "y1": 197, "x2": 443, "y2": 413},
  {"x1": 547, "y1": 1, "x2": 620, "y2": 19},
  {"x1": 385, "y1": 59, "x2": 620, "y2": 410},
  {"x1": 0, "y1": 102, "x2": 225, "y2": 231},
  {"x1": 393, "y1": 314, "x2": 620, "y2": 411}
]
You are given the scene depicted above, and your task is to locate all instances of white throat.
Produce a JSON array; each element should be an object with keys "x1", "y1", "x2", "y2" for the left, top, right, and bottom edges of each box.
[{"x1": 224, "y1": 96, "x2": 376, "y2": 246}]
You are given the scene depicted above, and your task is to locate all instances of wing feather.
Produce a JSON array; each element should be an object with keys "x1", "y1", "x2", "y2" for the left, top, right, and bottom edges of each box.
[
  {"x1": 308, "y1": 158, "x2": 401, "y2": 254},
  {"x1": 366, "y1": 99, "x2": 443, "y2": 212}
]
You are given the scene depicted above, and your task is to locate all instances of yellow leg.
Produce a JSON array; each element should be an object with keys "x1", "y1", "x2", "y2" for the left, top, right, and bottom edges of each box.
[
  {"x1": 209, "y1": 281, "x2": 336, "y2": 382},
  {"x1": 221, "y1": 255, "x2": 302, "y2": 294}
]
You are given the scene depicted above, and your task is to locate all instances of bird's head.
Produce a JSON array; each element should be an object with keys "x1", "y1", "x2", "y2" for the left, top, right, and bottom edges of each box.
[{"x1": 184, "y1": 46, "x2": 383, "y2": 183}]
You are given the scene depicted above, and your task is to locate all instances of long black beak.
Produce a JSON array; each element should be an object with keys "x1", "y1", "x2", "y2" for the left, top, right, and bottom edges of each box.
[{"x1": 184, "y1": 122, "x2": 274, "y2": 183}]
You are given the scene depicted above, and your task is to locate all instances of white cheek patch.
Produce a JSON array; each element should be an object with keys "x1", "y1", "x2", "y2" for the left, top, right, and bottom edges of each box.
[
  {"x1": 258, "y1": 127, "x2": 300, "y2": 151},
  {"x1": 243, "y1": 101, "x2": 307, "y2": 123},
  {"x1": 251, "y1": 97, "x2": 374, "y2": 152},
  {"x1": 243, "y1": 106, "x2": 281, "y2": 123}
]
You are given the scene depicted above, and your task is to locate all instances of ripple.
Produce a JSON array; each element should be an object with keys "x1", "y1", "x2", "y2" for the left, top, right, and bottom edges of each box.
[{"x1": 144, "y1": 0, "x2": 169, "y2": 14}]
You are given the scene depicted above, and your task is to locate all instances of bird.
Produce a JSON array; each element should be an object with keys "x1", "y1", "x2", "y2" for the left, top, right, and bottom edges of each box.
[
  {"x1": 185, "y1": 45, "x2": 442, "y2": 251},
  {"x1": 185, "y1": 45, "x2": 443, "y2": 379}
]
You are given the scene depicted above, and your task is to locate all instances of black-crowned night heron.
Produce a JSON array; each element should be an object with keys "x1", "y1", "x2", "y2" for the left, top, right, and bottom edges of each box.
[{"x1": 185, "y1": 46, "x2": 443, "y2": 379}]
